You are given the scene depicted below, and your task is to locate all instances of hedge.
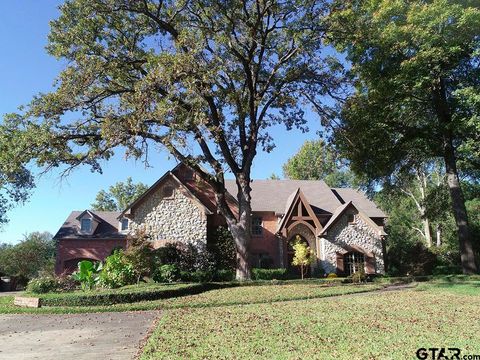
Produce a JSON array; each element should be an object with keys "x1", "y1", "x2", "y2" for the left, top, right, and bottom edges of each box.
[{"x1": 35, "y1": 283, "x2": 238, "y2": 307}]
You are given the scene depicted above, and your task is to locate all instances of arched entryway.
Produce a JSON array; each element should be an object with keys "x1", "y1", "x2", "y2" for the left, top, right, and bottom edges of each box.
[{"x1": 285, "y1": 222, "x2": 317, "y2": 277}]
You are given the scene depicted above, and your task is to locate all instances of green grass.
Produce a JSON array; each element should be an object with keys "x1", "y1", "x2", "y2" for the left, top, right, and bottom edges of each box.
[
  {"x1": 141, "y1": 282, "x2": 480, "y2": 359},
  {"x1": 0, "y1": 281, "x2": 382, "y2": 314}
]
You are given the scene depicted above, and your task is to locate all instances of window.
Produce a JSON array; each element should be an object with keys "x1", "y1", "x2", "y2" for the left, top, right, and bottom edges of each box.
[
  {"x1": 344, "y1": 252, "x2": 365, "y2": 276},
  {"x1": 162, "y1": 185, "x2": 174, "y2": 198},
  {"x1": 80, "y1": 218, "x2": 92, "y2": 232},
  {"x1": 251, "y1": 217, "x2": 263, "y2": 236},
  {"x1": 121, "y1": 218, "x2": 129, "y2": 231}
]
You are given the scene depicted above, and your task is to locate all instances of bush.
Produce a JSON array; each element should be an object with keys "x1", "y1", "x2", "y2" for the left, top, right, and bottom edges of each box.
[
  {"x1": 56, "y1": 276, "x2": 79, "y2": 292},
  {"x1": 26, "y1": 276, "x2": 58, "y2": 294},
  {"x1": 37, "y1": 283, "x2": 236, "y2": 307},
  {"x1": 207, "y1": 226, "x2": 236, "y2": 271},
  {"x1": 214, "y1": 269, "x2": 235, "y2": 282},
  {"x1": 432, "y1": 265, "x2": 462, "y2": 275},
  {"x1": 98, "y1": 250, "x2": 136, "y2": 288},
  {"x1": 153, "y1": 264, "x2": 180, "y2": 283},
  {"x1": 349, "y1": 270, "x2": 367, "y2": 284},
  {"x1": 251, "y1": 268, "x2": 287, "y2": 280},
  {"x1": 125, "y1": 230, "x2": 153, "y2": 282}
]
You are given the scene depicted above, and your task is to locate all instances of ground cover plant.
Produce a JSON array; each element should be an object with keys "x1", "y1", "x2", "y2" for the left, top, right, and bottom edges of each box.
[{"x1": 141, "y1": 281, "x2": 480, "y2": 359}]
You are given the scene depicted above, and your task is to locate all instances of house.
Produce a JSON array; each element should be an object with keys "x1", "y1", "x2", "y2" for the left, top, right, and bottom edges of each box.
[{"x1": 54, "y1": 163, "x2": 387, "y2": 276}]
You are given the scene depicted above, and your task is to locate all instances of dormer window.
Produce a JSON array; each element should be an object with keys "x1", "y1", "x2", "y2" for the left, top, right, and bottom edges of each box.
[
  {"x1": 121, "y1": 218, "x2": 129, "y2": 231},
  {"x1": 81, "y1": 218, "x2": 92, "y2": 232}
]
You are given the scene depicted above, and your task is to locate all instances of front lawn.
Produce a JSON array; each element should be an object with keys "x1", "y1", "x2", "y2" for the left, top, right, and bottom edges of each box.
[{"x1": 141, "y1": 281, "x2": 480, "y2": 359}]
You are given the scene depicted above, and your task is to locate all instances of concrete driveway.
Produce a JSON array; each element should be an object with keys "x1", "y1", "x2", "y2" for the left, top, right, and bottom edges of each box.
[{"x1": 0, "y1": 311, "x2": 159, "y2": 360}]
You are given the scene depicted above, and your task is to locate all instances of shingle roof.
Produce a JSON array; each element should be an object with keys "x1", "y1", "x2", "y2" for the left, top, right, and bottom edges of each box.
[
  {"x1": 225, "y1": 179, "x2": 340, "y2": 214},
  {"x1": 54, "y1": 211, "x2": 126, "y2": 240},
  {"x1": 332, "y1": 188, "x2": 386, "y2": 218},
  {"x1": 224, "y1": 179, "x2": 386, "y2": 218}
]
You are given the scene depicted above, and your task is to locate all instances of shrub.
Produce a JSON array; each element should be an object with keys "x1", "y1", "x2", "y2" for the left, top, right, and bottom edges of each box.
[
  {"x1": 432, "y1": 265, "x2": 461, "y2": 275},
  {"x1": 72, "y1": 260, "x2": 102, "y2": 291},
  {"x1": 207, "y1": 226, "x2": 236, "y2": 271},
  {"x1": 26, "y1": 276, "x2": 58, "y2": 294},
  {"x1": 56, "y1": 276, "x2": 79, "y2": 292},
  {"x1": 153, "y1": 241, "x2": 216, "y2": 274},
  {"x1": 153, "y1": 264, "x2": 180, "y2": 283},
  {"x1": 98, "y1": 250, "x2": 135, "y2": 288},
  {"x1": 214, "y1": 269, "x2": 235, "y2": 282},
  {"x1": 327, "y1": 273, "x2": 337, "y2": 278},
  {"x1": 349, "y1": 269, "x2": 367, "y2": 284},
  {"x1": 251, "y1": 268, "x2": 287, "y2": 280},
  {"x1": 125, "y1": 230, "x2": 153, "y2": 282}
]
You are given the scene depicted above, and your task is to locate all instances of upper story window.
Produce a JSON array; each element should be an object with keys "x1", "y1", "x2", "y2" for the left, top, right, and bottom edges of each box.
[
  {"x1": 251, "y1": 216, "x2": 263, "y2": 236},
  {"x1": 80, "y1": 218, "x2": 92, "y2": 232},
  {"x1": 121, "y1": 218, "x2": 129, "y2": 231}
]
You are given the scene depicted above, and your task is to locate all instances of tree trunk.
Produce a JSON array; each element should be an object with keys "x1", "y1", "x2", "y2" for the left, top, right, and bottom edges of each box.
[
  {"x1": 433, "y1": 79, "x2": 477, "y2": 274},
  {"x1": 422, "y1": 218, "x2": 432, "y2": 248},
  {"x1": 444, "y1": 146, "x2": 477, "y2": 274},
  {"x1": 222, "y1": 174, "x2": 253, "y2": 281},
  {"x1": 436, "y1": 224, "x2": 442, "y2": 247},
  {"x1": 229, "y1": 224, "x2": 251, "y2": 281}
]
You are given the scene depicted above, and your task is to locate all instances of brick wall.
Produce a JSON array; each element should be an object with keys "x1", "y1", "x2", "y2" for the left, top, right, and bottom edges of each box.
[{"x1": 55, "y1": 238, "x2": 126, "y2": 275}]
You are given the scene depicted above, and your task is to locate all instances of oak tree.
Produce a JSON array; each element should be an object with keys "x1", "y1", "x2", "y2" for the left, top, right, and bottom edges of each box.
[
  {"x1": 326, "y1": 0, "x2": 480, "y2": 273},
  {"x1": 0, "y1": 0, "x2": 340, "y2": 280}
]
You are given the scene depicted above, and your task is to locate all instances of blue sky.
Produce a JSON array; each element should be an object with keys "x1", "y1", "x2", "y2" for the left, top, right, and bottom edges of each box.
[{"x1": 0, "y1": 1, "x2": 322, "y2": 244}]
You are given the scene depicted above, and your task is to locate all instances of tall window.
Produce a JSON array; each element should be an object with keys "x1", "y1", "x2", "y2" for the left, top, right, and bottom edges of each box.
[
  {"x1": 344, "y1": 252, "x2": 365, "y2": 276},
  {"x1": 80, "y1": 218, "x2": 92, "y2": 232},
  {"x1": 251, "y1": 217, "x2": 263, "y2": 236},
  {"x1": 121, "y1": 218, "x2": 129, "y2": 231}
]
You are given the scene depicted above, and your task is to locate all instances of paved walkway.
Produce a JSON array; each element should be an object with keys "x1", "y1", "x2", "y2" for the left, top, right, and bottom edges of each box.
[{"x1": 0, "y1": 311, "x2": 159, "y2": 360}]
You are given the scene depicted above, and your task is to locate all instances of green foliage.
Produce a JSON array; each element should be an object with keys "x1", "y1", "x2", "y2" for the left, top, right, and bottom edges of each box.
[
  {"x1": 0, "y1": 0, "x2": 343, "y2": 281},
  {"x1": 35, "y1": 283, "x2": 219, "y2": 307},
  {"x1": 251, "y1": 268, "x2": 287, "y2": 281},
  {"x1": 349, "y1": 267, "x2": 367, "y2": 284},
  {"x1": 98, "y1": 250, "x2": 135, "y2": 289},
  {"x1": 124, "y1": 231, "x2": 153, "y2": 282},
  {"x1": 26, "y1": 275, "x2": 78, "y2": 294},
  {"x1": 0, "y1": 232, "x2": 55, "y2": 283},
  {"x1": 327, "y1": 0, "x2": 480, "y2": 272},
  {"x1": 291, "y1": 236, "x2": 314, "y2": 279},
  {"x1": 282, "y1": 139, "x2": 360, "y2": 187},
  {"x1": 91, "y1": 177, "x2": 148, "y2": 211},
  {"x1": 153, "y1": 241, "x2": 216, "y2": 275},
  {"x1": 26, "y1": 276, "x2": 58, "y2": 294},
  {"x1": 153, "y1": 265, "x2": 180, "y2": 284},
  {"x1": 207, "y1": 226, "x2": 236, "y2": 271},
  {"x1": 72, "y1": 260, "x2": 102, "y2": 291},
  {"x1": 0, "y1": 114, "x2": 36, "y2": 225}
]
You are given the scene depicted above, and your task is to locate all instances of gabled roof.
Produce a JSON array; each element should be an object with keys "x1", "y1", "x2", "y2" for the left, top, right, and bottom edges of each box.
[
  {"x1": 54, "y1": 211, "x2": 126, "y2": 240},
  {"x1": 75, "y1": 210, "x2": 103, "y2": 223},
  {"x1": 332, "y1": 188, "x2": 386, "y2": 218},
  {"x1": 277, "y1": 188, "x2": 322, "y2": 235},
  {"x1": 320, "y1": 201, "x2": 387, "y2": 237},
  {"x1": 119, "y1": 170, "x2": 213, "y2": 219}
]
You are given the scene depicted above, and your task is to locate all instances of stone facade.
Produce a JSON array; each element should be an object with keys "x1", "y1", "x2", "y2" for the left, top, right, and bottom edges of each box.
[
  {"x1": 320, "y1": 212, "x2": 385, "y2": 274},
  {"x1": 129, "y1": 179, "x2": 208, "y2": 247}
]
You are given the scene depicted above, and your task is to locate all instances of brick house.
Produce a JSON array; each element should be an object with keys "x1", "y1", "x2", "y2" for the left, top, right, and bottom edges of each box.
[{"x1": 54, "y1": 164, "x2": 387, "y2": 276}]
